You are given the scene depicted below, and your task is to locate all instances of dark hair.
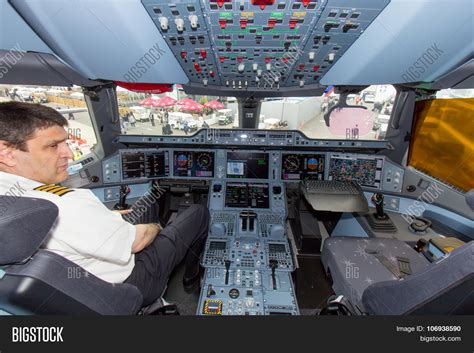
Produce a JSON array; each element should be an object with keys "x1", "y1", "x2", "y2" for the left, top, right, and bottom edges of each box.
[{"x1": 0, "y1": 101, "x2": 68, "y2": 151}]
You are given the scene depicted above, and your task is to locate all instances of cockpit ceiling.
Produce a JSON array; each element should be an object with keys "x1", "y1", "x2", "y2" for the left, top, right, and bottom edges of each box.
[{"x1": 4, "y1": 0, "x2": 474, "y2": 96}]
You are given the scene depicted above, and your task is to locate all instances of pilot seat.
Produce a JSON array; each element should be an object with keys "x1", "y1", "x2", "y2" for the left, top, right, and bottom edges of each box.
[
  {"x1": 321, "y1": 234, "x2": 473, "y2": 314},
  {"x1": 0, "y1": 196, "x2": 176, "y2": 315}
]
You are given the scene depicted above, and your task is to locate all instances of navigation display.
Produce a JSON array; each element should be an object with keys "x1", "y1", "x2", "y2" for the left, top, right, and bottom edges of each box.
[
  {"x1": 225, "y1": 183, "x2": 270, "y2": 209},
  {"x1": 281, "y1": 153, "x2": 325, "y2": 181},
  {"x1": 173, "y1": 151, "x2": 214, "y2": 178},
  {"x1": 226, "y1": 152, "x2": 269, "y2": 179},
  {"x1": 122, "y1": 151, "x2": 168, "y2": 180},
  {"x1": 329, "y1": 154, "x2": 383, "y2": 188}
]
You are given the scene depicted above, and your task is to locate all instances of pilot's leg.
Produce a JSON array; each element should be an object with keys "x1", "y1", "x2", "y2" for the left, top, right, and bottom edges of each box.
[{"x1": 125, "y1": 204, "x2": 209, "y2": 306}]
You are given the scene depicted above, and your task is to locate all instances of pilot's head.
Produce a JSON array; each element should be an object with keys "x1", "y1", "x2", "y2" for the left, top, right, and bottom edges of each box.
[{"x1": 0, "y1": 102, "x2": 73, "y2": 184}]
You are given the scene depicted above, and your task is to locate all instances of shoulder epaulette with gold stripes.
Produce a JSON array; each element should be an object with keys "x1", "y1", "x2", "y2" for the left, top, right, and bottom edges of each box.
[{"x1": 33, "y1": 184, "x2": 74, "y2": 197}]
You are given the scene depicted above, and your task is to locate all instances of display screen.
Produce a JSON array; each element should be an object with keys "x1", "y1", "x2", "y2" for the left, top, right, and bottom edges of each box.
[
  {"x1": 281, "y1": 153, "x2": 325, "y2": 181},
  {"x1": 122, "y1": 151, "x2": 167, "y2": 180},
  {"x1": 226, "y1": 152, "x2": 269, "y2": 179},
  {"x1": 225, "y1": 182, "x2": 269, "y2": 209},
  {"x1": 146, "y1": 152, "x2": 167, "y2": 178},
  {"x1": 329, "y1": 155, "x2": 383, "y2": 188},
  {"x1": 173, "y1": 151, "x2": 214, "y2": 178}
]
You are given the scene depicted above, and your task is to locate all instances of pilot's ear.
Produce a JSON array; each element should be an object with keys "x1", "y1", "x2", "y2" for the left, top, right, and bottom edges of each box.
[{"x1": 0, "y1": 141, "x2": 16, "y2": 167}]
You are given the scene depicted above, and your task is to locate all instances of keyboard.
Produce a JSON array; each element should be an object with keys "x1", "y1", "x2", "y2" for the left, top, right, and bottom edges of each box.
[{"x1": 301, "y1": 180, "x2": 361, "y2": 195}]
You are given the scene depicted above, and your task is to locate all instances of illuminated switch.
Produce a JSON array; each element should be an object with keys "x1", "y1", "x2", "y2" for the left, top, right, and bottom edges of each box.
[
  {"x1": 328, "y1": 52, "x2": 335, "y2": 63},
  {"x1": 209, "y1": 70, "x2": 216, "y2": 77},
  {"x1": 237, "y1": 56, "x2": 244, "y2": 63},
  {"x1": 238, "y1": 63, "x2": 245, "y2": 73},
  {"x1": 299, "y1": 80, "x2": 305, "y2": 87},
  {"x1": 257, "y1": 69, "x2": 262, "y2": 77},
  {"x1": 274, "y1": 76, "x2": 279, "y2": 83},
  {"x1": 175, "y1": 18, "x2": 185, "y2": 32},
  {"x1": 219, "y1": 56, "x2": 226, "y2": 63},
  {"x1": 313, "y1": 65, "x2": 320, "y2": 71},
  {"x1": 264, "y1": 57, "x2": 271, "y2": 64},
  {"x1": 194, "y1": 62, "x2": 202, "y2": 73},
  {"x1": 200, "y1": 49, "x2": 207, "y2": 59},
  {"x1": 309, "y1": 51, "x2": 315, "y2": 61},
  {"x1": 159, "y1": 17, "x2": 169, "y2": 30},
  {"x1": 189, "y1": 14, "x2": 198, "y2": 29},
  {"x1": 268, "y1": 18, "x2": 277, "y2": 29},
  {"x1": 266, "y1": 63, "x2": 272, "y2": 70},
  {"x1": 180, "y1": 51, "x2": 187, "y2": 60},
  {"x1": 300, "y1": 0, "x2": 311, "y2": 7},
  {"x1": 251, "y1": 0, "x2": 275, "y2": 10},
  {"x1": 252, "y1": 63, "x2": 258, "y2": 71},
  {"x1": 219, "y1": 19, "x2": 227, "y2": 29},
  {"x1": 203, "y1": 79, "x2": 208, "y2": 86},
  {"x1": 298, "y1": 64, "x2": 305, "y2": 70},
  {"x1": 289, "y1": 18, "x2": 298, "y2": 29},
  {"x1": 281, "y1": 57, "x2": 289, "y2": 64},
  {"x1": 240, "y1": 19, "x2": 248, "y2": 29}
]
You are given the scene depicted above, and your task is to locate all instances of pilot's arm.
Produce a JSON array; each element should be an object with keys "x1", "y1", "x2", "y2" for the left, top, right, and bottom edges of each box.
[
  {"x1": 42, "y1": 188, "x2": 159, "y2": 264},
  {"x1": 132, "y1": 223, "x2": 161, "y2": 253}
]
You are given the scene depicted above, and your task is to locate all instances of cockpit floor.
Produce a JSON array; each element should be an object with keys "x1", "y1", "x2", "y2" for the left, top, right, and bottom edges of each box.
[
  {"x1": 163, "y1": 260, "x2": 200, "y2": 316},
  {"x1": 294, "y1": 255, "x2": 334, "y2": 314}
]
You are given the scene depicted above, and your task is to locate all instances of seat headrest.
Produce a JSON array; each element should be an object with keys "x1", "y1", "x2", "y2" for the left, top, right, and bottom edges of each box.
[
  {"x1": 466, "y1": 189, "x2": 474, "y2": 211},
  {"x1": 0, "y1": 196, "x2": 58, "y2": 266}
]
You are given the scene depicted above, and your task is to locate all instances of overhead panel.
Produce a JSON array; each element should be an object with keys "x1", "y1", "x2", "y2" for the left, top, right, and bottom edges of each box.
[
  {"x1": 142, "y1": 0, "x2": 390, "y2": 93},
  {"x1": 287, "y1": 0, "x2": 391, "y2": 87}
]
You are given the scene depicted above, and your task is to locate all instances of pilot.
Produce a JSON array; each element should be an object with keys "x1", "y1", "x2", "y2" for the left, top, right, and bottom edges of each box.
[{"x1": 0, "y1": 102, "x2": 209, "y2": 306}]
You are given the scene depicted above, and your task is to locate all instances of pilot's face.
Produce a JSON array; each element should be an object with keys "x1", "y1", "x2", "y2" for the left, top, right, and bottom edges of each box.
[{"x1": 12, "y1": 126, "x2": 73, "y2": 184}]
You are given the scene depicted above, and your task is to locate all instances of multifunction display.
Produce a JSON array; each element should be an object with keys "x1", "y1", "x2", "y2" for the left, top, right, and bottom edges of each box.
[
  {"x1": 226, "y1": 152, "x2": 269, "y2": 179},
  {"x1": 121, "y1": 151, "x2": 168, "y2": 180},
  {"x1": 281, "y1": 153, "x2": 325, "y2": 181},
  {"x1": 225, "y1": 183, "x2": 270, "y2": 209},
  {"x1": 329, "y1": 155, "x2": 383, "y2": 188},
  {"x1": 173, "y1": 151, "x2": 215, "y2": 178}
]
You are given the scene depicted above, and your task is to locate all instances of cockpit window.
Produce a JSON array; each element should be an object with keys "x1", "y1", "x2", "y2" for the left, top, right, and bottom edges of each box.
[
  {"x1": 409, "y1": 89, "x2": 474, "y2": 192},
  {"x1": 0, "y1": 84, "x2": 98, "y2": 162},
  {"x1": 118, "y1": 84, "x2": 393, "y2": 141}
]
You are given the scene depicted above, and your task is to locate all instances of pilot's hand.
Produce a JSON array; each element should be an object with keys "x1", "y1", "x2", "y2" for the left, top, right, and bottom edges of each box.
[
  {"x1": 132, "y1": 223, "x2": 161, "y2": 253},
  {"x1": 112, "y1": 209, "x2": 133, "y2": 216}
]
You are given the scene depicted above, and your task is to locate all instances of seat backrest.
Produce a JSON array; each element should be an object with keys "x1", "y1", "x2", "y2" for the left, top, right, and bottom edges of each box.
[
  {"x1": 361, "y1": 242, "x2": 474, "y2": 315},
  {"x1": 0, "y1": 196, "x2": 57, "y2": 266},
  {"x1": 0, "y1": 196, "x2": 143, "y2": 315}
]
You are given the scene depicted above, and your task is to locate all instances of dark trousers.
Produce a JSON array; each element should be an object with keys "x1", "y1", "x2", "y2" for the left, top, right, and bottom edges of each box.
[{"x1": 124, "y1": 204, "x2": 209, "y2": 306}]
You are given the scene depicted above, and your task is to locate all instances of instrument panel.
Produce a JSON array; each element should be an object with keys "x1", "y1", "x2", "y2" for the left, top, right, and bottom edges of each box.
[
  {"x1": 100, "y1": 140, "x2": 404, "y2": 316},
  {"x1": 103, "y1": 148, "x2": 404, "y2": 193}
]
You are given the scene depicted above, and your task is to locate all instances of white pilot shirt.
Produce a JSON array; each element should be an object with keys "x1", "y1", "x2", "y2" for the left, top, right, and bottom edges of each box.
[{"x1": 0, "y1": 172, "x2": 136, "y2": 283}]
